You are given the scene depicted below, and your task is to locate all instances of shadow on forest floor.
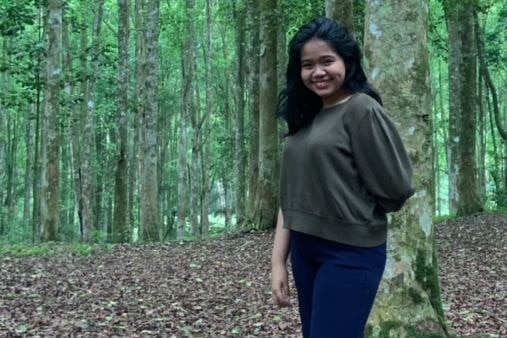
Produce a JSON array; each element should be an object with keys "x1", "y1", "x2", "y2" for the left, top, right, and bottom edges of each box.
[{"x1": 0, "y1": 213, "x2": 505, "y2": 337}]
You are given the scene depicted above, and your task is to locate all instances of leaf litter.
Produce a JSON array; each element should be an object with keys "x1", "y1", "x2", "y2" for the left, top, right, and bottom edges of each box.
[{"x1": 0, "y1": 213, "x2": 505, "y2": 337}]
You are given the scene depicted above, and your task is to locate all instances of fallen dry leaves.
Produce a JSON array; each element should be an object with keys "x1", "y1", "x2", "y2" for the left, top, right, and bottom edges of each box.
[
  {"x1": 0, "y1": 213, "x2": 505, "y2": 337},
  {"x1": 437, "y1": 213, "x2": 506, "y2": 338}
]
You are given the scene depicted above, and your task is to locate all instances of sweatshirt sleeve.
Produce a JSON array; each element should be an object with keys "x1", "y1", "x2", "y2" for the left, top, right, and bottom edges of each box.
[{"x1": 350, "y1": 106, "x2": 415, "y2": 212}]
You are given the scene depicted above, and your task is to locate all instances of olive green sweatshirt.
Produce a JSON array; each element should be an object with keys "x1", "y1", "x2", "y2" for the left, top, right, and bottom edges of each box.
[{"x1": 279, "y1": 93, "x2": 414, "y2": 248}]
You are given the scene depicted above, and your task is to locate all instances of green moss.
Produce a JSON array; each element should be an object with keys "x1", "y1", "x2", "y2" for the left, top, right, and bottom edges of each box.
[
  {"x1": 407, "y1": 286, "x2": 424, "y2": 304},
  {"x1": 414, "y1": 245, "x2": 445, "y2": 323},
  {"x1": 378, "y1": 320, "x2": 402, "y2": 338}
]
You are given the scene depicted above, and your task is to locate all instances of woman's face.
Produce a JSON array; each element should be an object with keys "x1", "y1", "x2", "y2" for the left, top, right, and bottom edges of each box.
[{"x1": 300, "y1": 38, "x2": 347, "y2": 107}]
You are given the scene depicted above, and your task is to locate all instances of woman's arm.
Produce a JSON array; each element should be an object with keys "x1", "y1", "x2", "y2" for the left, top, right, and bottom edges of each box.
[{"x1": 271, "y1": 208, "x2": 291, "y2": 307}]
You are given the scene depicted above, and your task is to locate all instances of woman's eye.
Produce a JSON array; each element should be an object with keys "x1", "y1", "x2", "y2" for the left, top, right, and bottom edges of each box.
[
  {"x1": 302, "y1": 63, "x2": 313, "y2": 69},
  {"x1": 323, "y1": 59, "x2": 334, "y2": 65}
]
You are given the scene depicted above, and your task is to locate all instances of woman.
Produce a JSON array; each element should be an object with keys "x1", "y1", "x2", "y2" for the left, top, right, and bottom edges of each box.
[{"x1": 271, "y1": 17, "x2": 414, "y2": 338}]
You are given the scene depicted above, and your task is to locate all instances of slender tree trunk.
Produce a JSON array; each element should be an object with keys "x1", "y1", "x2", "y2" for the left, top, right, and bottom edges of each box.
[
  {"x1": 0, "y1": 38, "x2": 6, "y2": 235},
  {"x1": 177, "y1": 0, "x2": 196, "y2": 241},
  {"x1": 135, "y1": 0, "x2": 146, "y2": 240},
  {"x1": 113, "y1": 0, "x2": 131, "y2": 243},
  {"x1": 140, "y1": 0, "x2": 160, "y2": 241},
  {"x1": 6, "y1": 114, "x2": 17, "y2": 225},
  {"x1": 246, "y1": 0, "x2": 260, "y2": 225},
  {"x1": 24, "y1": 106, "x2": 35, "y2": 226},
  {"x1": 457, "y1": 2, "x2": 483, "y2": 216},
  {"x1": 40, "y1": 0, "x2": 63, "y2": 242},
  {"x1": 364, "y1": 0, "x2": 449, "y2": 336},
  {"x1": 254, "y1": 0, "x2": 278, "y2": 230},
  {"x1": 62, "y1": 14, "x2": 77, "y2": 234},
  {"x1": 77, "y1": 1, "x2": 95, "y2": 242},
  {"x1": 443, "y1": 1, "x2": 461, "y2": 215},
  {"x1": 233, "y1": 1, "x2": 247, "y2": 229},
  {"x1": 325, "y1": 0, "x2": 354, "y2": 35},
  {"x1": 219, "y1": 23, "x2": 233, "y2": 231},
  {"x1": 201, "y1": 0, "x2": 214, "y2": 238},
  {"x1": 477, "y1": 76, "x2": 486, "y2": 197}
]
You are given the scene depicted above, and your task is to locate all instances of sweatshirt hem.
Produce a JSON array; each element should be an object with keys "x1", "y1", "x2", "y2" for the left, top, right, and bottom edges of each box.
[{"x1": 282, "y1": 208, "x2": 387, "y2": 248}]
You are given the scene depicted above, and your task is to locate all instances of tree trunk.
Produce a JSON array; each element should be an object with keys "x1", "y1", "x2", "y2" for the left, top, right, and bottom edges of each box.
[
  {"x1": 233, "y1": 1, "x2": 247, "y2": 229},
  {"x1": 40, "y1": 0, "x2": 62, "y2": 242},
  {"x1": 177, "y1": 0, "x2": 196, "y2": 241},
  {"x1": 77, "y1": 1, "x2": 95, "y2": 242},
  {"x1": 201, "y1": 0, "x2": 214, "y2": 238},
  {"x1": 364, "y1": 1, "x2": 449, "y2": 336},
  {"x1": 456, "y1": 2, "x2": 483, "y2": 216},
  {"x1": 24, "y1": 106, "x2": 35, "y2": 226},
  {"x1": 135, "y1": 0, "x2": 146, "y2": 240},
  {"x1": 443, "y1": 0, "x2": 461, "y2": 215},
  {"x1": 113, "y1": 0, "x2": 131, "y2": 243},
  {"x1": 140, "y1": 0, "x2": 160, "y2": 242},
  {"x1": 187, "y1": 0, "x2": 200, "y2": 238},
  {"x1": 254, "y1": 0, "x2": 278, "y2": 230},
  {"x1": 6, "y1": 113, "x2": 17, "y2": 225},
  {"x1": 325, "y1": 0, "x2": 354, "y2": 35},
  {"x1": 0, "y1": 38, "x2": 7, "y2": 235},
  {"x1": 246, "y1": 0, "x2": 260, "y2": 226}
]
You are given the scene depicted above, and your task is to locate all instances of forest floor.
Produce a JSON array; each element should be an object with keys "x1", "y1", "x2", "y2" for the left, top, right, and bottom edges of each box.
[{"x1": 0, "y1": 213, "x2": 506, "y2": 338}]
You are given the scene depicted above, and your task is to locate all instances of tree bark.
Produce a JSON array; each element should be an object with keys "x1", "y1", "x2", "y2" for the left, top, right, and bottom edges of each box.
[
  {"x1": 364, "y1": 1, "x2": 449, "y2": 336},
  {"x1": 0, "y1": 38, "x2": 7, "y2": 235},
  {"x1": 456, "y1": 1, "x2": 483, "y2": 216},
  {"x1": 24, "y1": 106, "x2": 35, "y2": 226},
  {"x1": 233, "y1": 0, "x2": 247, "y2": 229},
  {"x1": 201, "y1": 0, "x2": 214, "y2": 238},
  {"x1": 140, "y1": 0, "x2": 160, "y2": 241},
  {"x1": 443, "y1": 0, "x2": 461, "y2": 215},
  {"x1": 40, "y1": 0, "x2": 62, "y2": 242},
  {"x1": 254, "y1": 0, "x2": 278, "y2": 230},
  {"x1": 325, "y1": 0, "x2": 354, "y2": 35},
  {"x1": 246, "y1": 0, "x2": 261, "y2": 227},
  {"x1": 113, "y1": 0, "x2": 131, "y2": 243}
]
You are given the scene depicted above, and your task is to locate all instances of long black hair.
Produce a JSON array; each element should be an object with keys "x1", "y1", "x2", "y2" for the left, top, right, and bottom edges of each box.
[{"x1": 278, "y1": 17, "x2": 382, "y2": 135}]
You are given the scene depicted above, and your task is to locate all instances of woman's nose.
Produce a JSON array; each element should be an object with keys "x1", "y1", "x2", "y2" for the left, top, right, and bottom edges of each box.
[{"x1": 313, "y1": 65, "x2": 325, "y2": 76}]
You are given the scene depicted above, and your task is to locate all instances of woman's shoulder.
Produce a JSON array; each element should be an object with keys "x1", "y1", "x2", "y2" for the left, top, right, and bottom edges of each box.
[{"x1": 347, "y1": 92, "x2": 383, "y2": 111}]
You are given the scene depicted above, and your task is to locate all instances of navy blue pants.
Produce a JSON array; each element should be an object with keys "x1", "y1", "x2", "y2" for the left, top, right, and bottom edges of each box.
[{"x1": 290, "y1": 231, "x2": 386, "y2": 338}]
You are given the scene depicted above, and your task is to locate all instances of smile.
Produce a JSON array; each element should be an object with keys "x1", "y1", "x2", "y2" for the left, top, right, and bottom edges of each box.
[{"x1": 313, "y1": 80, "x2": 330, "y2": 89}]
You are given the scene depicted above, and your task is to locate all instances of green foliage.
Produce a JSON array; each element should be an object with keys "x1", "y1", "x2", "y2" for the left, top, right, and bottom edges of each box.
[
  {"x1": 0, "y1": 242, "x2": 114, "y2": 257},
  {"x1": 0, "y1": 243, "x2": 53, "y2": 257},
  {"x1": 0, "y1": 0, "x2": 35, "y2": 37}
]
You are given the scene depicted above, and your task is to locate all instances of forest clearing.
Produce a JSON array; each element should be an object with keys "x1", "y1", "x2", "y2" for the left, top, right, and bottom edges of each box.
[{"x1": 1, "y1": 213, "x2": 505, "y2": 338}]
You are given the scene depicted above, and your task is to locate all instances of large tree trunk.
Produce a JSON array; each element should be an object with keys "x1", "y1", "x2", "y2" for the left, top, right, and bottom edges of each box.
[
  {"x1": 364, "y1": 1, "x2": 449, "y2": 336},
  {"x1": 456, "y1": 2, "x2": 483, "y2": 216},
  {"x1": 253, "y1": 0, "x2": 278, "y2": 230},
  {"x1": 40, "y1": 0, "x2": 62, "y2": 242},
  {"x1": 140, "y1": 0, "x2": 160, "y2": 242},
  {"x1": 113, "y1": 0, "x2": 131, "y2": 243},
  {"x1": 325, "y1": 0, "x2": 354, "y2": 35},
  {"x1": 443, "y1": 0, "x2": 461, "y2": 215}
]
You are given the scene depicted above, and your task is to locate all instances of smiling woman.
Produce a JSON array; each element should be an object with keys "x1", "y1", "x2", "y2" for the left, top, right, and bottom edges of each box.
[
  {"x1": 300, "y1": 39, "x2": 348, "y2": 108},
  {"x1": 272, "y1": 16, "x2": 414, "y2": 338}
]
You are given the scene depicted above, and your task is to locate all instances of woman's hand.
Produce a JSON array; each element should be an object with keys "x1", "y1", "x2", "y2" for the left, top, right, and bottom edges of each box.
[{"x1": 271, "y1": 263, "x2": 291, "y2": 307}]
